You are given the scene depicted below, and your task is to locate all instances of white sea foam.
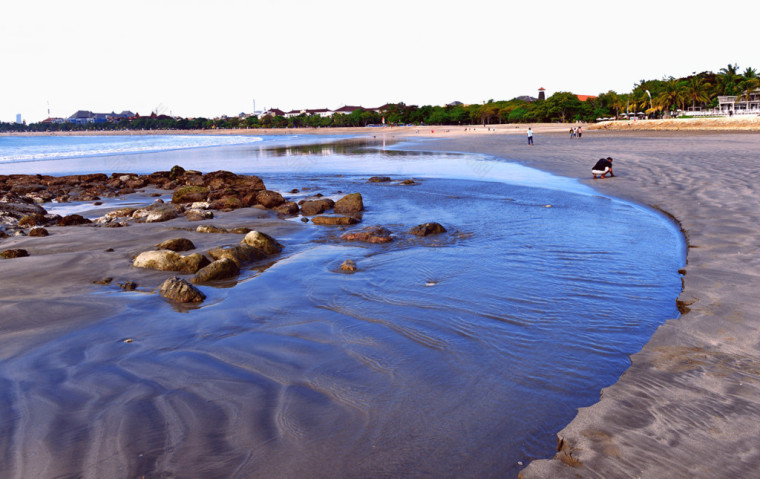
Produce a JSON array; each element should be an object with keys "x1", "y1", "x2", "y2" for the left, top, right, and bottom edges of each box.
[{"x1": 0, "y1": 135, "x2": 265, "y2": 164}]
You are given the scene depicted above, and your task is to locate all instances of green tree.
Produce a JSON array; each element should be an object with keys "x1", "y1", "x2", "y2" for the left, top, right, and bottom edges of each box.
[
  {"x1": 655, "y1": 79, "x2": 686, "y2": 117},
  {"x1": 718, "y1": 63, "x2": 741, "y2": 96},
  {"x1": 684, "y1": 76, "x2": 713, "y2": 110}
]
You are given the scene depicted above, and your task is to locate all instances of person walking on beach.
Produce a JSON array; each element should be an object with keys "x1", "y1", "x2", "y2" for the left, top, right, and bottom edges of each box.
[
  {"x1": 577, "y1": 126, "x2": 583, "y2": 139},
  {"x1": 591, "y1": 157, "x2": 614, "y2": 179},
  {"x1": 527, "y1": 128, "x2": 534, "y2": 146},
  {"x1": 569, "y1": 127, "x2": 574, "y2": 139}
]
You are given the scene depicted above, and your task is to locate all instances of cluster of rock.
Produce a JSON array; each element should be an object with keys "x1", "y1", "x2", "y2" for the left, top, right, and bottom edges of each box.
[{"x1": 132, "y1": 230, "x2": 283, "y2": 303}]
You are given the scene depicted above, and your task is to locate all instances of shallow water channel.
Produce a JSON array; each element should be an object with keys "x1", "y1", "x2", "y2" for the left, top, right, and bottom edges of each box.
[{"x1": 0, "y1": 137, "x2": 684, "y2": 478}]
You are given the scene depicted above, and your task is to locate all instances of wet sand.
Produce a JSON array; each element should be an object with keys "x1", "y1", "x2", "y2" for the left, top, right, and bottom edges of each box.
[{"x1": 405, "y1": 131, "x2": 760, "y2": 478}]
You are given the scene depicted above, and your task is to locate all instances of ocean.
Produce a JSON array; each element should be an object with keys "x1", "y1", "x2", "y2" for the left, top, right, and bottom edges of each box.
[{"x1": 0, "y1": 134, "x2": 684, "y2": 478}]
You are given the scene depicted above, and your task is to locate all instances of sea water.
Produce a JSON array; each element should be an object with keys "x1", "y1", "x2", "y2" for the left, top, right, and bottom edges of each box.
[{"x1": 0, "y1": 135, "x2": 684, "y2": 478}]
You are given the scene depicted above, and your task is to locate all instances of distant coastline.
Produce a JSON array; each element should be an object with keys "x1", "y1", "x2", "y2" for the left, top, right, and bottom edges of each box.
[{"x1": 3, "y1": 117, "x2": 760, "y2": 138}]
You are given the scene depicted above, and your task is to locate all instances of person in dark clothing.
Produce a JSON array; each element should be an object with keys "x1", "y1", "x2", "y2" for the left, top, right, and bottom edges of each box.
[{"x1": 591, "y1": 157, "x2": 615, "y2": 179}]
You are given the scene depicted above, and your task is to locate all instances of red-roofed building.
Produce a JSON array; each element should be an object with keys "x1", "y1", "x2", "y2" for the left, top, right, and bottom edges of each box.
[{"x1": 576, "y1": 95, "x2": 597, "y2": 102}]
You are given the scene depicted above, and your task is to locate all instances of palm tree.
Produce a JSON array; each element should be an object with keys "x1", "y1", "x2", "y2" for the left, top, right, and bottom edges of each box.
[
  {"x1": 684, "y1": 77, "x2": 713, "y2": 111},
  {"x1": 736, "y1": 77, "x2": 760, "y2": 105},
  {"x1": 718, "y1": 63, "x2": 741, "y2": 96},
  {"x1": 655, "y1": 79, "x2": 686, "y2": 117},
  {"x1": 743, "y1": 67, "x2": 758, "y2": 80}
]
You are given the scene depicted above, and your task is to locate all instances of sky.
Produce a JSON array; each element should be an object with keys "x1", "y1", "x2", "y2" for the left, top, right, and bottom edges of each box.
[{"x1": 2, "y1": 0, "x2": 759, "y2": 123}]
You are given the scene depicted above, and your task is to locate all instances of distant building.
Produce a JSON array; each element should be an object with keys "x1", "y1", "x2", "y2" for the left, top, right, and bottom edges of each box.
[
  {"x1": 333, "y1": 105, "x2": 363, "y2": 115},
  {"x1": 447, "y1": 101, "x2": 464, "y2": 107},
  {"x1": 515, "y1": 95, "x2": 537, "y2": 102},
  {"x1": 305, "y1": 108, "x2": 332, "y2": 118},
  {"x1": 15, "y1": 114, "x2": 22, "y2": 124},
  {"x1": 67, "y1": 110, "x2": 135, "y2": 124},
  {"x1": 575, "y1": 95, "x2": 597, "y2": 102},
  {"x1": 261, "y1": 108, "x2": 286, "y2": 117},
  {"x1": 717, "y1": 89, "x2": 760, "y2": 113},
  {"x1": 538, "y1": 87, "x2": 546, "y2": 101}
]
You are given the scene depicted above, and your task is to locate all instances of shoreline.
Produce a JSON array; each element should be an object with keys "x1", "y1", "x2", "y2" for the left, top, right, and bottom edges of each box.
[{"x1": 401, "y1": 130, "x2": 760, "y2": 478}]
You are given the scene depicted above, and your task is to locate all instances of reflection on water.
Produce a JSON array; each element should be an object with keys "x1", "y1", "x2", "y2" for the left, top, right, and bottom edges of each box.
[{"x1": 0, "y1": 142, "x2": 684, "y2": 478}]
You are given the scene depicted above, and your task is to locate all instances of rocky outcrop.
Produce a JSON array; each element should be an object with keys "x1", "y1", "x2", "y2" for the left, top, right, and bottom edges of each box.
[
  {"x1": 300, "y1": 198, "x2": 335, "y2": 216},
  {"x1": 159, "y1": 276, "x2": 206, "y2": 303},
  {"x1": 192, "y1": 258, "x2": 240, "y2": 283},
  {"x1": 241, "y1": 231, "x2": 283, "y2": 255},
  {"x1": 409, "y1": 222, "x2": 447, "y2": 236},
  {"x1": 334, "y1": 193, "x2": 364, "y2": 215},
  {"x1": 0, "y1": 194, "x2": 48, "y2": 218},
  {"x1": 311, "y1": 216, "x2": 359, "y2": 226},
  {"x1": 340, "y1": 226, "x2": 394, "y2": 243},
  {"x1": 156, "y1": 238, "x2": 195, "y2": 252}
]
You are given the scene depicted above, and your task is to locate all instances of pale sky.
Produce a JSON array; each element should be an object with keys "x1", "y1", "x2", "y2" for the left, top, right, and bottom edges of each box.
[{"x1": 2, "y1": 0, "x2": 758, "y2": 123}]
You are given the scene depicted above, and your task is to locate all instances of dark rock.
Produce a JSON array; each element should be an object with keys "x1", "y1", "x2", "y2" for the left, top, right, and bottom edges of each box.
[
  {"x1": 178, "y1": 253, "x2": 211, "y2": 274},
  {"x1": 334, "y1": 193, "x2": 364, "y2": 215},
  {"x1": 119, "y1": 281, "x2": 138, "y2": 291},
  {"x1": 29, "y1": 227, "x2": 49, "y2": 237},
  {"x1": 159, "y1": 276, "x2": 206, "y2": 303},
  {"x1": 289, "y1": 188, "x2": 300, "y2": 193},
  {"x1": 93, "y1": 277, "x2": 113, "y2": 285},
  {"x1": 18, "y1": 213, "x2": 48, "y2": 227},
  {"x1": 192, "y1": 258, "x2": 240, "y2": 283},
  {"x1": 311, "y1": 215, "x2": 359, "y2": 226},
  {"x1": 400, "y1": 179, "x2": 417, "y2": 185},
  {"x1": 368, "y1": 176, "x2": 391, "y2": 183},
  {"x1": 0, "y1": 196, "x2": 47, "y2": 218},
  {"x1": 207, "y1": 244, "x2": 265, "y2": 266},
  {"x1": 1, "y1": 249, "x2": 29, "y2": 259},
  {"x1": 301, "y1": 198, "x2": 335, "y2": 216},
  {"x1": 409, "y1": 222, "x2": 447, "y2": 236},
  {"x1": 301, "y1": 217, "x2": 309, "y2": 223},
  {"x1": 56, "y1": 214, "x2": 92, "y2": 226},
  {"x1": 169, "y1": 165, "x2": 186, "y2": 180},
  {"x1": 230, "y1": 227, "x2": 252, "y2": 234},
  {"x1": 275, "y1": 201, "x2": 299, "y2": 215},
  {"x1": 256, "y1": 190, "x2": 285, "y2": 208},
  {"x1": 156, "y1": 238, "x2": 195, "y2": 252},
  {"x1": 172, "y1": 186, "x2": 209, "y2": 204},
  {"x1": 340, "y1": 226, "x2": 393, "y2": 243}
]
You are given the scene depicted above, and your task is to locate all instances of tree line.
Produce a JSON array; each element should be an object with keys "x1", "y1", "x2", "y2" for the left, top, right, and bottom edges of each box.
[{"x1": 2, "y1": 64, "x2": 756, "y2": 132}]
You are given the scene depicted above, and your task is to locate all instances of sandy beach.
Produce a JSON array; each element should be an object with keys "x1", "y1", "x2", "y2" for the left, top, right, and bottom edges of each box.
[
  {"x1": 2, "y1": 127, "x2": 759, "y2": 477},
  {"x1": 403, "y1": 129, "x2": 760, "y2": 478}
]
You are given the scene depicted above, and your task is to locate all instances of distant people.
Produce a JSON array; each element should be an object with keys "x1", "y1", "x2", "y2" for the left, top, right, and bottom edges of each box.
[
  {"x1": 591, "y1": 157, "x2": 614, "y2": 179},
  {"x1": 527, "y1": 128, "x2": 534, "y2": 145},
  {"x1": 577, "y1": 126, "x2": 583, "y2": 139},
  {"x1": 569, "y1": 127, "x2": 574, "y2": 139}
]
